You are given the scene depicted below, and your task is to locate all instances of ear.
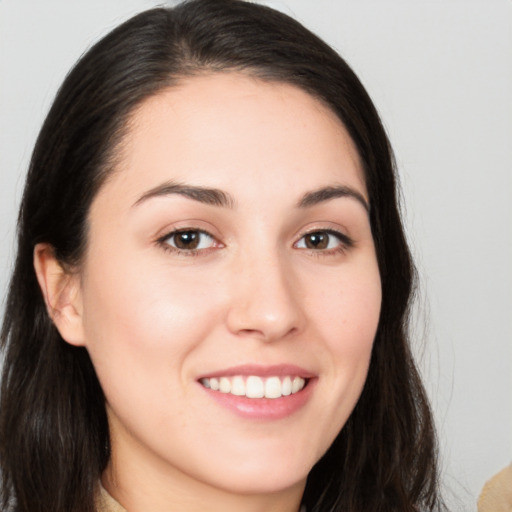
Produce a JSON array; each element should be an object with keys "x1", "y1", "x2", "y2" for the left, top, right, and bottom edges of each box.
[{"x1": 33, "y1": 243, "x2": 85, "y2": 346}]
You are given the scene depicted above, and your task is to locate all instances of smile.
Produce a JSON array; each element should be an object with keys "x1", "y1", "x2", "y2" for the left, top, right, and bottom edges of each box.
[{"x1": 200, "y1": 375, "x2": 307, "y2": 399}]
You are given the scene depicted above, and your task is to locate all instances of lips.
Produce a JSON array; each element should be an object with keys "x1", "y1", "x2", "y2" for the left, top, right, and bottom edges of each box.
[
  {"x1": 200, "y1": 375, "x2": 306, "y2": 399},
  {"x1": 197, "y1": 365, "x2": 314, "y2": 419}
]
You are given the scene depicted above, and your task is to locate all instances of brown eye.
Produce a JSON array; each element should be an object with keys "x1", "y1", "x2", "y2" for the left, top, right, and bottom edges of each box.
[
  {"x1": 163, "y1": 230, "x2": 216, "y2": 251},
  {"x1": 295, "y1": 229, "x2": 352, "y2": 252},
  {"x1": 174, "y1": 231, "x2": 200, "y2": 249},
  {"x1": 304, "y1": 232, "x2": 329, "y2": 249}
]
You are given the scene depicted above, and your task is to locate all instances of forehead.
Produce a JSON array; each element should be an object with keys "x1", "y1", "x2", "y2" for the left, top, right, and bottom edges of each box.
[{"x1": 102, "y1": 73, "x2": 366, "y2": 207}]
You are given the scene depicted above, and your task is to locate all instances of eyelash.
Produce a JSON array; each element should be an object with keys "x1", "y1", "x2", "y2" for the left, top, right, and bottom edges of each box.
[
  {"x1": 294, "y1": 229, "x2": 354, "y2": 256},
  {"x1": 157, "y1": 229, "x2": 219, "y2": 257},
  {"x1": 156, "y1": 227, "x2": 353, "y2": 257}
]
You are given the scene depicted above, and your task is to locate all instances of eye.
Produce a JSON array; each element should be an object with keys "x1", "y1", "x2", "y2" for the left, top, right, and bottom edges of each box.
[
  {"x1": 160, "y1": 229, "x2": 217, "y2": 252},
  {"x1": 295, "y1": 229, "x2": 352, "y2": 252}
]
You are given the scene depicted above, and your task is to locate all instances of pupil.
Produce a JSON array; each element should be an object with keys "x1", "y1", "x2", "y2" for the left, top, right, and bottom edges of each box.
[
  {"x1": 306, "y1": 232, "x2": 328, "y2": 249},
  {"x1": 176, "y1": 231, "x2": 199, "y2": 249}
]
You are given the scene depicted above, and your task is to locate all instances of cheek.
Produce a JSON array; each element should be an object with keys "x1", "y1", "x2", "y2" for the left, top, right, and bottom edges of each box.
[
  {"x1": 79, "y1": 251, "x2": 223, "y2": 383},
  {"x1": 290, "y1": 258, "x2": 381, "y2": 463},
  {"x1": 79, "y1": 256, "x2": 227, "y2": 444},
  {"x1": 313, "y1": 262, "x2": 381, "y2": 358},
  {"x1": 309, "y1": 256, "x2": 381, "y2": 421}
]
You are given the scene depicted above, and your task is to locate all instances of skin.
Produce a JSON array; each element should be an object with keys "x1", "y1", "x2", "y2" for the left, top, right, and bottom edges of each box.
[{"x1": 35, "y1": 73, "x2": 382, "y2": 512}]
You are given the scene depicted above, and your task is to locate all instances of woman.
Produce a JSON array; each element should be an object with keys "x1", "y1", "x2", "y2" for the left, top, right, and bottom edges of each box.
[{"x1": 0, "y1": 1, "x2": 444, "y2": 511}]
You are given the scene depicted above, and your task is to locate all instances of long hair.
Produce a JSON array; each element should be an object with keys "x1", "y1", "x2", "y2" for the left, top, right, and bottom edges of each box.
[{"x1": 0, "y1": 1, "x2": 443, "y2": 511}]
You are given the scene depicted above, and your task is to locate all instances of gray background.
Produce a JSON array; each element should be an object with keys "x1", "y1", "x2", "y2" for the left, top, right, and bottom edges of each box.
[{"x1": 1, "y1": 1, "x2": 511, "y2": 510}]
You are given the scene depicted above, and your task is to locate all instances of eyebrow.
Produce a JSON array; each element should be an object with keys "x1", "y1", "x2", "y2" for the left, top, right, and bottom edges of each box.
[
  {"x1": 133, "y1": 181, "x2": 369, "y2": 212},
  {"x1": 298, "y1": 185, "x2": 369, "y2": 212},
  {"x1": 133, "y1": 181, "x2": 235, "y2": 208}
]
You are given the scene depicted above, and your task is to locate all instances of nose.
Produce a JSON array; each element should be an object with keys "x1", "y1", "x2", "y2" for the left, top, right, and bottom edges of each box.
[{"x1": 225, "y1": 252, "x2": 304, "y2": 342}]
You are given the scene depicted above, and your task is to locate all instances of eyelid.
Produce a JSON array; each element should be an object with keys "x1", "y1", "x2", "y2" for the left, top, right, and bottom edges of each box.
[
  {"x1": 154, "y1": 219, "x2": 221, "y2": 240},
  {"x1": 153, "y1": 221, "x2": 353, "y2": 257},
  {"x1": 155, "y1": 224, "x2": 224, "y2": 256},
  {"x1": 293, "y1": 226, "x2": 354, "y2": 253},
  {"x1": 295, "y1": 221, "x2": 353, "y2": 241},
  {"x1": 164, "y1": 229, "x2": 215, "y2": 247}
]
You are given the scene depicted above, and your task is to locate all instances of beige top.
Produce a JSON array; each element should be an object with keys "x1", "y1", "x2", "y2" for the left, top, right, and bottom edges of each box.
[
  {"x1": 96, "y1": 484, "x2": 127, "y2": 512},
  {"x1": 477, "y1": 464, "x2": 512, "y2": 512},
  {"x1": 95, "y1": 484, "x2": 307, "y2": 512}
]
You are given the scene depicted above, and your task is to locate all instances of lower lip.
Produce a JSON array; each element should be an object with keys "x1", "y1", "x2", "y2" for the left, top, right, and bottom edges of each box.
[{"x1": 200, "y1": 379, "x2": 315, "y2": 420}]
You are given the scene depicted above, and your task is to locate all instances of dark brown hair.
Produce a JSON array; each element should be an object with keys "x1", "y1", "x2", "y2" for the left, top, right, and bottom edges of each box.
[{"x1": 1, "y1": 1, "x2": 444, "y2": 511}]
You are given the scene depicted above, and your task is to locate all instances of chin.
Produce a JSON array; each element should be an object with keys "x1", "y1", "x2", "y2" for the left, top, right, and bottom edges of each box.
[
  {"x1": 195, "y1": 447, "x2": 314, "y2": 495},
  {"x1": 210, "y1": 469, "x2": 308, "y2": 496}
]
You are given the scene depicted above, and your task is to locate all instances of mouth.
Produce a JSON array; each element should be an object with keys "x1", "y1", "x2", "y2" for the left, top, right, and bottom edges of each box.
[
  {"x1": 199, "y1": 375, "x2": 307, "y2": 399},
  {"x1": 197, "y1": 365, "x2": 315, "y2": 419}
]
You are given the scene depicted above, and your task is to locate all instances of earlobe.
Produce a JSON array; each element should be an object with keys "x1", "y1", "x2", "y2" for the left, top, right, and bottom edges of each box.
[{"x1": 33, "y1": 243, "x2": 86, "y2": 347}]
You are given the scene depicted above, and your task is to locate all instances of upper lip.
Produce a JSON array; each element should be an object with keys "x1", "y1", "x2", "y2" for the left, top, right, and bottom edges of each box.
[{"x1": 197, "y1": 364, "x2": 316, "y2": 380}]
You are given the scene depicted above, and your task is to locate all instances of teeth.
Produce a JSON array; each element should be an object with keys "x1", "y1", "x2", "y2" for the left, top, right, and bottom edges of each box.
[
  {"x1": 292, "y1": 376, "x2": 303, "y2": 394},
  {"x1": 219, "y1": 377, "x2": 231, "y2": 393},
  {"x1": 246, "y1": 376, "x2": 265, "y2": 398},
  {"x1": 265, "y1": 377, "x2": 282, "y2": 399},
  {"x1": 231, "y1": 376, "x2": 245, "y2": 396},
  {"x1": 200, "y1": 375, "x2": 306, "y2": 399},
  {"x1": 282, "y1": 376, "x2": 292, "y2": 396}
]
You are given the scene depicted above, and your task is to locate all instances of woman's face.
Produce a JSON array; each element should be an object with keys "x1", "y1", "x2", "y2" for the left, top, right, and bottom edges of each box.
[{"x1": 74, "y1": 74, "x2": 381, "y2": 499}]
